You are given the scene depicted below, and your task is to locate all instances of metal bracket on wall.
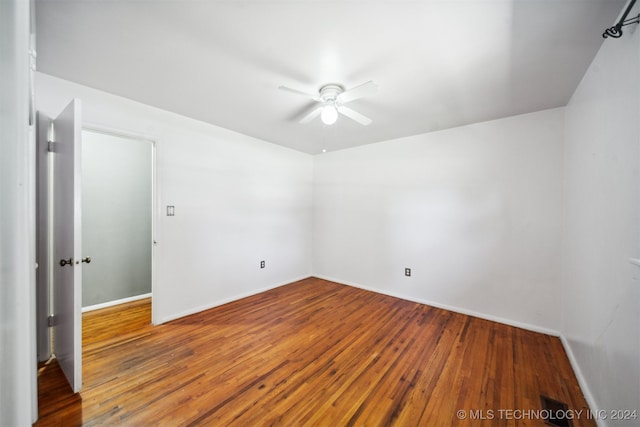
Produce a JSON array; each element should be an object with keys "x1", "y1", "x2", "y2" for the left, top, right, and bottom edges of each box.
[
  {"x1": 47, "y1": 315, "x2": 57, "y2": 327},
  {"x1": 603, "y1": 0, "x2": 640, "y2": 38}
]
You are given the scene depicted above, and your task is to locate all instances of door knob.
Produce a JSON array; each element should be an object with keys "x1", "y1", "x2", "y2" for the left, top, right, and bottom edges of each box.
[
  {"x1": 59, "y1": 257, "x2": 73, "y2": 267},
  {"x1": 82, "y1": 256, "x2": 91, "y2": 264}
]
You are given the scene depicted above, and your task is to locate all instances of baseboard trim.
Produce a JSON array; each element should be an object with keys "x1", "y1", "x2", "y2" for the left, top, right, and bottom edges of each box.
[
  {"x1": 559, "y1": 335, "x2": 603, "y2": 427},
  {"x1": 156, "y1": 275, "x2": 312, "y2": 325},
  {"x1": 312, "y1": 275, "x2": 560, "y2": 337},
  {"x1": 82, "y1": 293, "x2": 152, "y2": 313}
]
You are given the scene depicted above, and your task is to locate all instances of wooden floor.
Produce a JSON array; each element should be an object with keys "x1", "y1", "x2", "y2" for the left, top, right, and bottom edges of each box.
[{"x1": 35, "y1": 277, "x2": 594, "y2": 426}]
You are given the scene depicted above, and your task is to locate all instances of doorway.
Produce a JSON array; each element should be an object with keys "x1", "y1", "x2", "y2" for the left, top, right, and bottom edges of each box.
[
  {"x1": 34, "y1": 118, "x2": 156, "y2": 401},
  {"x1": 80, "y1": 129, "x2": 154, "y2": 317}
]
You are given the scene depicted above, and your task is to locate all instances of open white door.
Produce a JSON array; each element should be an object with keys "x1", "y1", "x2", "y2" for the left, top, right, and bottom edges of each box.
[{"x1": 51, "y1": 99, "x2": 82, "y2": 393}]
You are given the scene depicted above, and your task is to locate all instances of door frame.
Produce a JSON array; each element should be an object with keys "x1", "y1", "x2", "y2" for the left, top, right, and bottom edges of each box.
[
  {"x1": 36, "y1": 113, "x2": 53, "y2": 363},
  {"x1": 81, "y1": 123, "x2": 158, "y2": 323}
]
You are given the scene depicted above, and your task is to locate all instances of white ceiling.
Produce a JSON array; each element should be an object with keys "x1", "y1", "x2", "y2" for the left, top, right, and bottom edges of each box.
[{"x1": 35, "y1": 0, "x2": 624, "y2": 154}]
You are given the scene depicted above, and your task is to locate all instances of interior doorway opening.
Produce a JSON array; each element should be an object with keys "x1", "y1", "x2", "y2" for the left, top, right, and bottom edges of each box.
[{"x1": 80, "y1": 128, "x2": 155, "y2": 320}]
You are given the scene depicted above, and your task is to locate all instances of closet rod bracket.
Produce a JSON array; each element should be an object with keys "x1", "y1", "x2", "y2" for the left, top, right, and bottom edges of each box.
[{"x1": 603, "y1": 0, "x2": 640, "y2": 38}]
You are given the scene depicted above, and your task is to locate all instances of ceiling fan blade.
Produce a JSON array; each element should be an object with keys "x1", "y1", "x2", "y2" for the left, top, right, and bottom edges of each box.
[
  {"x1": 337, "y1": 106, "x2": 372, "y2": 126},
  {"x1": 279, "y1": 85, "x2": 320, "y2": 101},
  {"x1": 299, "y1": 106, "x2": 323, "y2": 124},
  {"x1": 337, "y1": 80, "x2": 378, "y2": 104}
]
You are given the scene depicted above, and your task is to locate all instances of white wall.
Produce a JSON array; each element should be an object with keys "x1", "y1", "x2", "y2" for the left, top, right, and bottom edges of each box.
[
  {"x1": 563, "y1": 12, "x2": 640, "y2": 425},
  {"x1": 0, "y1": 0, "x2": 38, "y2": 424},
  {"x1": 36, "y1": 73, "x2": 313, "y2": 324},
  {"x1": 313, "y1": 108, "x2": 564, "y2": 333},
  {"x1": 82, "y1": 130, "x2": 152, "y2": 307}
]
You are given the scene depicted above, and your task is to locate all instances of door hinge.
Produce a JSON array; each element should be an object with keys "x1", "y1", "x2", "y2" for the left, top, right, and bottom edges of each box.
[{"x1": 47, "y1": 315, "x2": 57, "y2": 327}]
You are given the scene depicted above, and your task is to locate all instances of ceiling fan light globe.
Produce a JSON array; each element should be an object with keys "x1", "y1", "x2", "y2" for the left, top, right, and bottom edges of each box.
[{"x1": 321, "y1": 105, "x2": 338, "y2": 125}]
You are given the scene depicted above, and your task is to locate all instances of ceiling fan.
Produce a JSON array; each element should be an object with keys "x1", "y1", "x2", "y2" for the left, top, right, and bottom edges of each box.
[{"x1": 279, "y1": 80, "x2": 377, "y2": 126}]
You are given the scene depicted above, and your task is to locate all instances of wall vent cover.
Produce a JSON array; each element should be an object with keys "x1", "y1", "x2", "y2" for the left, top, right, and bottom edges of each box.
[{"x1": 540, "y1": 395, "x2": 572, "y2": 427}]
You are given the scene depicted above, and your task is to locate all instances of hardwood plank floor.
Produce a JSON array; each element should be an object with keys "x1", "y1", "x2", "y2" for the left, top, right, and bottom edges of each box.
[{"x1": 35, "y1": 277, "x2": 595, "y2": 426}]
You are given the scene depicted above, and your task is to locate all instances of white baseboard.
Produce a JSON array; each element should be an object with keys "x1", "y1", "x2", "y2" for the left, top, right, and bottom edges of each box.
[
  {"x1": 559, "y1": 335, "x2": 604, "y2": 427},
  {"x1": 156, "y1": 275, "x2": 312, "y2": 325},
  {"x1": 82, "y1": 293, "x2": 152, "y2": 313},
  {"x1": 313, "y1": 275, "x2": 560, "y2": 337}
]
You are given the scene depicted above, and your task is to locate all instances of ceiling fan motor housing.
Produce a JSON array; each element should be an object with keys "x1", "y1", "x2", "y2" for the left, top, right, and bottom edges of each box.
[{"x1": 319, "y1": 84, "x2": 344, "y2": 104}]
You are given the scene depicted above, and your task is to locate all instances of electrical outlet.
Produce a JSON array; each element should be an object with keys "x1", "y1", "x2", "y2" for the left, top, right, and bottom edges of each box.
[
  {"x1": 166, "y1": 205, "x2": 175, "y2": 216},
  {"x1": 260, "y1": 260, "x2": 265, "y2": 269},
  {"x1": 405, "y1": 268, "x2": 411, "y2": 277}
]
